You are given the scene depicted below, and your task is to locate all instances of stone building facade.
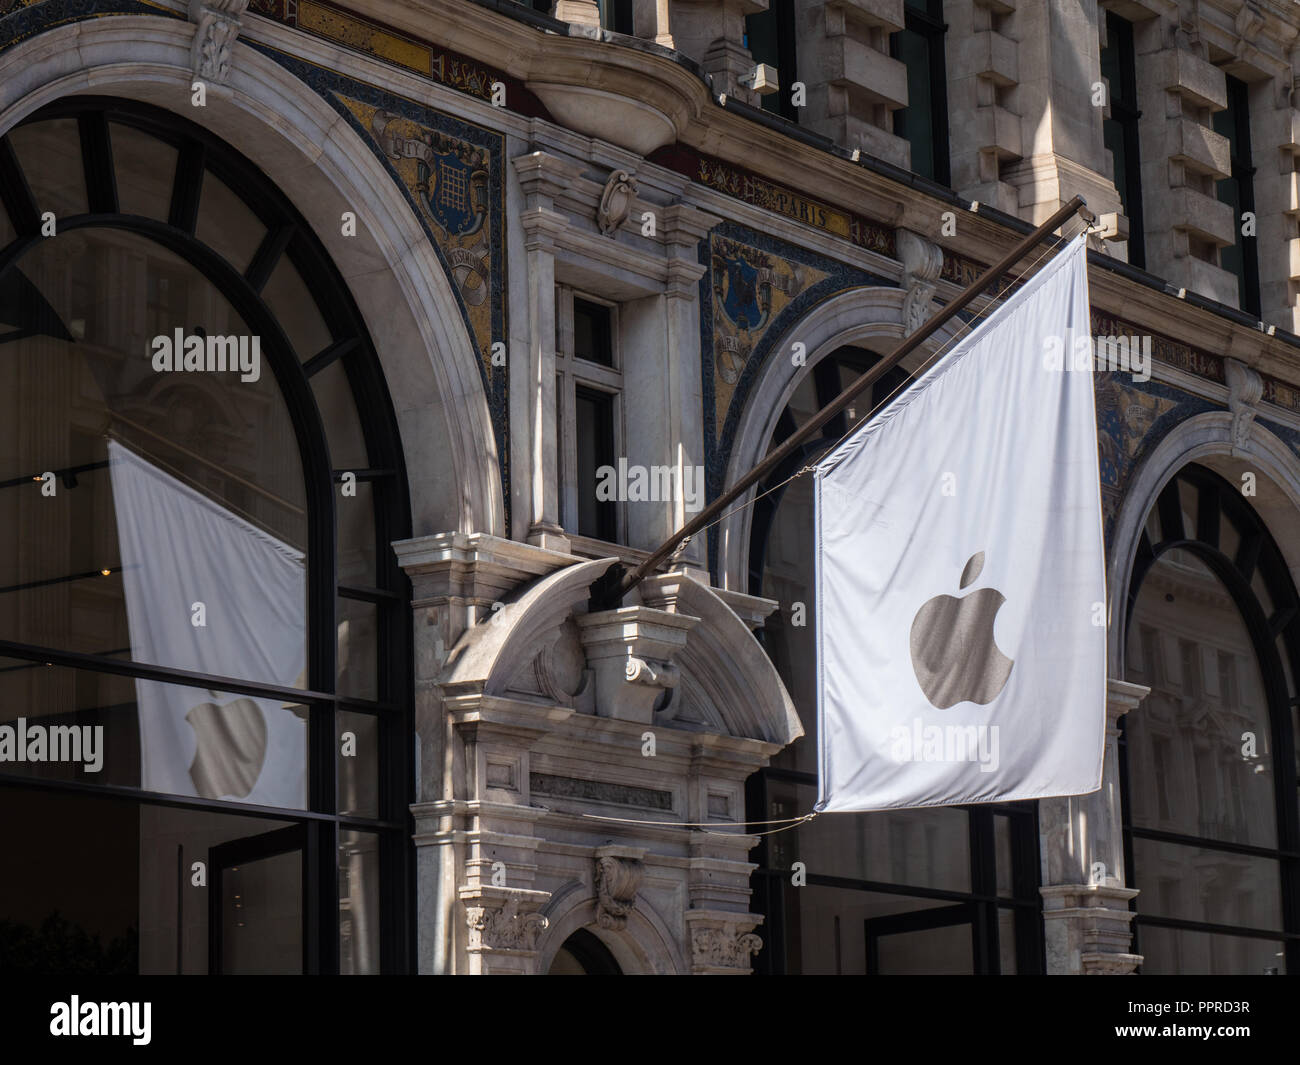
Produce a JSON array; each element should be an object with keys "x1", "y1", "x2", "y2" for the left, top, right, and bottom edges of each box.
[{"x1": 0, "y1": 0, "x2": 1298, "y2": 975}]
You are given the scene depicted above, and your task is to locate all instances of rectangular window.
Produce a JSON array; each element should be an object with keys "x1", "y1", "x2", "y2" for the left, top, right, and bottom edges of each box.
[
  {"x1": 575, "y1": 385, "x2": 616, "y2": 541},
  {"x1": 1100, "y1": 12, "x2": 1145, "y2": 268},
  {"x1": 1213, "y1": 75, "x2": 1261, "y2": 317},
  {"x1": 744, "y1": 1, "x2": 800, "y2": 123},
  {"x1": 556, "y1": 287, "x2": 623, "y2": 545},
  {"x1": 890, "y1": 0, "x2": 950, "y2": 186},
  {"x1": 573, "y1": 296, "x2": 614, "y2": 366},
  {"x1": 599, "y1": 0, "x2": 633, "y2": 34}
]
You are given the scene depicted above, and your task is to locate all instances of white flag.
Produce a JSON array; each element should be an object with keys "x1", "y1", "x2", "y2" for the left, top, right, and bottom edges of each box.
[
  {"x1": 815, "y1": 235, "x2": 1106, "y2": 812},
  {"x1": 109, "y1": 440, "x2": 308, "y2": 808}
]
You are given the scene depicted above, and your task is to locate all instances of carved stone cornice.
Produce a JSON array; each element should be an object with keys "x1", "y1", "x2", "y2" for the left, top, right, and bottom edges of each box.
[
  {"x1": 188, "y1": 0, "x2": 249, "y2": 84},
  {"x1": 594, "y1": 845, "x2": 646, "y2": 930}
]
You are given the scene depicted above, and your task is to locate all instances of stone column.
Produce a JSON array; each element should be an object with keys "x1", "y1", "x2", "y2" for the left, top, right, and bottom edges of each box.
[
  {"x1": 1038, "y1": 677, "x2": 1148, "y2": 974},
  {"x1": 513, "y1": 152, "x2": 571, "y2": 553}
]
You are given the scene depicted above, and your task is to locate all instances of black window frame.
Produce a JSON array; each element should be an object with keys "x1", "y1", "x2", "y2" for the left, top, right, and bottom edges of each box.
[
  {"x1": 889, "y1": 0, "x2": 951, "y2": 188},
  {"x1": 1213, "y1": 75, "x2": 1261, "y2": 318},
  {"x1": 1121, "y1": 463, "x2": 1300, "y2": 973},
  {"x1": 1101, "y1": 10, "x2": 1145, "y2": 268},
  {"x1": 744, "y1": 0, "x2": 800, "y2": 124},
  {"x1": 0, "y1": 96, "x2": 415, "y2": 974}
]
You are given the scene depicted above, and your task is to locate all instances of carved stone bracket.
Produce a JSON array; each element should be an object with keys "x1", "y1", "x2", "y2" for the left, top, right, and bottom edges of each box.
[
  {"x1": 597, "y1": 169, "x2": 639, "y2": 237},
  {"x1": 188, "y1": 0, "x2": 250, "y2": 84},
  {"x1": 896, "y1": 229, "x2": 944, "y2": 334},
  {"x1": 1225, "y1": 358, "x2": 1263, "y2": 456},
  {"x1": 576, "y1": 605, "x2": 697, "y2": 722},
  {"x1": 594, "y1": 845, "x2": 646, "y2": 931}
]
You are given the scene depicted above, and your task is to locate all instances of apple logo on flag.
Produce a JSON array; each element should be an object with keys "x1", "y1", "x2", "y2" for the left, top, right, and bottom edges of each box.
[
  {"x1": 909, "y1": 551, "x2": 1014, "y2": 709},
  {"x1": 186, "y1": 697, "x2": 268, "y2": 799}
]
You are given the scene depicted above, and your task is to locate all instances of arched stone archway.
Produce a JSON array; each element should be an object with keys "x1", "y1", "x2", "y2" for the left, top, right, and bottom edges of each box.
[
  {"x1": 0, "y1": 15, "x2": 505, "y2": 537},
  {"x1": 1106, "y1": 411, "x2": 1300, "y2": 675},
  {"x1": 717, "y1": 285, "x2": 963, "y2": 590}
]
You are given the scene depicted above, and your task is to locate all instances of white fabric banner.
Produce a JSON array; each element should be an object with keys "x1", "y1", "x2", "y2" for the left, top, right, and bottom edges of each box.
[
  {"x1": 814, "y1": 235, "x2": 1106, "y2": 812},
  {"x1": 108, "y1": 440, "x2": 307, "y2": 808}
]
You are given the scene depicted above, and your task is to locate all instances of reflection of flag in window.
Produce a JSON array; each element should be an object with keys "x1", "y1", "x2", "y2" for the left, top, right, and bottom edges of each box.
[{"x1": 108, "y1": 440, "x2": 307, "y2": 808}]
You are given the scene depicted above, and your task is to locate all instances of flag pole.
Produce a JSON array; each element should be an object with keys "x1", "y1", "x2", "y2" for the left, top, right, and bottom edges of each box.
[{"x1": 594, "y1": 195, "x2": 1091, "y2": 609}]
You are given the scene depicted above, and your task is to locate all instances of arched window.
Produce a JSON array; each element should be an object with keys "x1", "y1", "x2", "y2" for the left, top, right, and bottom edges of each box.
[
  {"x1": 0, "y1": 98, "x2": 411, "y2": 974},
  {"x1": 1122, "y1": 463, "x2": 1300, "y2": 973},
  {"x1": 745, "y1": 346, "x2": 1043, "y2": 974}
]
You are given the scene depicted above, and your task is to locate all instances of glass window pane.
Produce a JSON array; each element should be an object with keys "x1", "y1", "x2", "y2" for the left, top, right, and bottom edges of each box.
[
  {"x1": 766, "y1": 778, "x2": 970, "y2": 890},
  {"x1": 1132, "y1": 837, "x2": 1282, "y2": 931},
  {"x1": 0, "y1": 229, "x2": 309, "y2": 683},
  {"x1": 782, "y1": 882, "x2": 974, "y2": 974},
  {"x1": 998, "y1": 908, "x2": 1017, "y2": 974},
  {"x1": 1138, "y1": 924, "x2": 1286, "y2": 975},
  {"x1": 995, "y1": 815, "x2": 1014, "y2": 897},
  {"x1": 195, "y1": 171, "x2": 265, "y2": 274},
  {"x1": 1, "y1": 785, "x2": 299, "y2": 973},
  {"x1": 262, "y1": 254, "x2": 332, "y2": 361},
  {"x1": 1125, "y1": 550, "x2": 1277, "y2": 846},
  {"x1": 339, "y1": 829, "x2": 381, "y2": 974},
  {"x1": 9, "y1": 119, "x2": 88, "y2": 218},
  {"x1": 338, "y1": 709, "x2": 378, "y2": 818},
  {"x1": 575, "y1": 386, "x2": 616, "y2": 540},
  {"x1": 573, "y1": 298, "x2": 613, "y2": 366},
  {"x1": 311, "y1": 358, "x2": 368, "y2": 470},
  {"x1": 337, "y1": 596, "x2": 377, "y2": 701},
  {"x1": 0, "y1": 657, "x2": 310, "y2": 809},
  {"x1": 337, "y1": 478, "x2": 377, "y2": 587},
  {"x1": 111, "y1": 122, "x2": 178, "y2": 222},
  {"x1": 221, "y1": 847, "x2": 302, "y2": 974}
]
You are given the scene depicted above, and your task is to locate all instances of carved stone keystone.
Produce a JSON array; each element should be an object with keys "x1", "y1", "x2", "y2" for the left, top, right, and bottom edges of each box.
[
  {"x1": 188, "y1": 0, "x2": 249, "y2": 84},
  {"x1": 594, "y1": 845, "x2": 646, "y2": 930},
  {"x1": 576, "y1": 605, "x2": 697, "y2": 722}
]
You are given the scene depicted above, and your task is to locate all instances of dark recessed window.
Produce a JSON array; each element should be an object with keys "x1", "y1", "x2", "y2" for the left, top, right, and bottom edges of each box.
[
  {"x1": 890, "y1": 0, "x2": 950, "y2": 186},
  {"x1": 599, "y1": 0, "x2": 633, "y2": 34},
  {"x1": 573, "y1": 297, "x2": 614, "y2": 367},
  {"x1": 1213, "y1": 75, "x2": 1260, "y2": 317},
  {"x1": 744, "y1": 0, "x2": 799, "y2": 122},
  {"x1": 1101, "y1": 11, "x2": 1145, "y2": 268},
  {"x1": 575, "y1": 385, "x2": 616, "y2": 542}
]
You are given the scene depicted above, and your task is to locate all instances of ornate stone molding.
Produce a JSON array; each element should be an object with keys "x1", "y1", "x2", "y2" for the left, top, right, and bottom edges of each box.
[
  {"x1": 896, "y1": 229, "x2": 944, "y2": 334},
  {"x1": 597, "y1": 169, "x2": 639, "y2": 237},
  {"x1": 188, "y1": 0, "x2": 249, "y2": 84},
  {"x1": 1225, "y1": 358, "x2": 1264, "y2": 455},
  {"x1": 689, "y1": 922, "x2": 762, "y2": 971},
  {"x1": 594, "y1": 845, "x2": 646, "y2": 930},
  {"x1": 464, "y1": 894, "x2": 550, "y2": 954}
]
